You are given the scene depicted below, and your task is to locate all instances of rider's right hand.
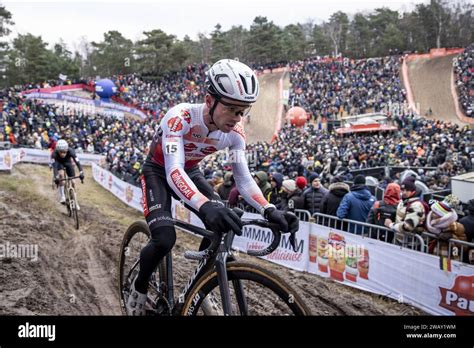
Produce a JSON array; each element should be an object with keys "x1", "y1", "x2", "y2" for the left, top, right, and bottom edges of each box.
[
  {"x1": 199, "y1": 200, "x2": 243, "y2": 236},
  {"x1": 54, "y1": 176, "x2": 60, "y2": 185}
]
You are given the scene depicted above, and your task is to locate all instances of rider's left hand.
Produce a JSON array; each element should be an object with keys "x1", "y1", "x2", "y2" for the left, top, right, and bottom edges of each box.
[{"x1": 264, "y1": 207, "x2": 299, "y2": 233}]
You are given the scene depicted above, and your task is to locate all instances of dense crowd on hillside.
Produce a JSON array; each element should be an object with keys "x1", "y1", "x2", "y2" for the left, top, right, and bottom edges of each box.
[
  {"x1": 288, "y1": 55, "x2": 406, "y2": 120},
  {"x1": 454, "y1": 44, "x2": 473, "y2": 118},
  {"x1": 202, "y1": 118, "x2": 472, "y2": 189}
]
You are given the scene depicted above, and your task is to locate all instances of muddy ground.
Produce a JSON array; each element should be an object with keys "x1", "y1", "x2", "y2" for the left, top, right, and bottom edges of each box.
[{"x1": 0, "y1": 164, "x2": 424, "y2": 315}]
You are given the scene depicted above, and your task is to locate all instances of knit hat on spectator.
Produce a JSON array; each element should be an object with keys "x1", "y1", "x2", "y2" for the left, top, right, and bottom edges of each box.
[
  {"x1": 282, "y1": 179, "x2": 296, "y2": 193},
  {"x1": 331, "y1": 175, "x2": 343, "y2": 184},
  {"x1": 271, "y1": 173, "x2": 284, "y2": 190},
  {"x1": 308, "y1": 173, "x2": 319, "y2": 184},
  {"x1": 431, "y1": 201, "x2": 452, "y2": 217},
  {"x1": 401, "y1": 177, "x2": 416, "y2": 192},
  {"x1": 353, "y1": 174, "x2": 366, "y2": 185},
  {"x1": 295, "y1": 176, "x2": 307, "y2": 190}
]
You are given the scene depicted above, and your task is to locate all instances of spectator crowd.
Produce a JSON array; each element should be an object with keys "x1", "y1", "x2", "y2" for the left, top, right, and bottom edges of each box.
[
  {"x1": 454, "y1": 44, "x2": 473, "y2": 118},
  {"x1": 288, "y1": 55, "x2": 406, "y2": 120}
]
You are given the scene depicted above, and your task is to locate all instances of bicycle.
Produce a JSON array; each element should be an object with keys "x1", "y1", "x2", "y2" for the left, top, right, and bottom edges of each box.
[
  {"x1": 57, "y1": 175, "x2": 83, "y2": 230},
  {"x1": 118, "y1": 208, "x2": 311, "y2": 316}
]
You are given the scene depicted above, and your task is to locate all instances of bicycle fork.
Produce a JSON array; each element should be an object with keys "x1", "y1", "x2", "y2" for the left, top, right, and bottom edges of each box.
[{"x1": 215, "y1": 232, "x2": 248, "y2": 316}]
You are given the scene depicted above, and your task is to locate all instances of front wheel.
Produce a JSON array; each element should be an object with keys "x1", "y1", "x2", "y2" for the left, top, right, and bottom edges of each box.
[
  {"x1": 118, "y1": 221, "x2": 168, "y2": 316},
  {"x1": 69, "y1": 188, "x2": 79, "y2": 229},
  {"x1": 180, "y1": 262, "x2": 311, "y2": 316}
]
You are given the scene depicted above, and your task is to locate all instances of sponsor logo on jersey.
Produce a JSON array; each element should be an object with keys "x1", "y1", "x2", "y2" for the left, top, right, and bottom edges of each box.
[
  {"x1": 141, "y1": 175, "x2": 149, "y2": 216},
  {"x1": 181, "y1": 109, "x2": 191, "y2": 124},
  {"x1": 232, "y1": 123, "x2": 246, "y2": 139},
  {"x1": 167, "y1": 116, "x2": 183, "y2": 133},
  {"x1": 171, "y1": 169, "x2": 196, "y2": 200},
  {"x1": 184, "y1": 143, "x2": 198, "y2": 152},
  {"x1": 201, "y1": 146, "x2": 217, "y2": 155}
]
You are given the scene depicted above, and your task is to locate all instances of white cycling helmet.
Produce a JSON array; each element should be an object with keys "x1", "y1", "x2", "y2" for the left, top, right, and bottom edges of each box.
[
  {"x1": 56, "y1": 139, "x2": 69, "y2": 152},
  {"x1": 205, "y1": 59, "x2": 259, "y2": 103}
]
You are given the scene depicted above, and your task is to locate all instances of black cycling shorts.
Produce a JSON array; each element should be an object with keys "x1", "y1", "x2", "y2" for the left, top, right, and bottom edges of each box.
[
  {"x1": 140, "y1": 162, "x2": 220, "y2": 230},
  {"x1": 56, "y1": 161, "x2": 76, "y2": 178}
]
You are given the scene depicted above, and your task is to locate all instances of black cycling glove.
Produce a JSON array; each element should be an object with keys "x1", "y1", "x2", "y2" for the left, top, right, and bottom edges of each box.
[
  {"x1": 264, "y1": 206, "x2": 299, "y2": 233},
  {"x1": 199, "y1": 201, "x2": 243, "y2": 236}
]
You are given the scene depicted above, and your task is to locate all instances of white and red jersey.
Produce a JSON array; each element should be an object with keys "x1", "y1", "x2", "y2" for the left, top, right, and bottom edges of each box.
[{"x1": 147, "y1": 103, "x2": 269, "y2": 212}]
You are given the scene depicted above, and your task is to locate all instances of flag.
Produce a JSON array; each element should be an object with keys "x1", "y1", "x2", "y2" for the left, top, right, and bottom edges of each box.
[
  {"x1": 59, "y1": 73, "x2": 67, "y2": 81},
  {"x1": 439, "y1": 256, "x2": 452, "y2": 272}
]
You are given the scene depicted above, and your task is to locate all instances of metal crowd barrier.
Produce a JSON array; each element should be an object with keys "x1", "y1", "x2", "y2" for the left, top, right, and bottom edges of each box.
[
  {"x1": 294, "y1": 209, "x2": 311, "y2": 222},
  {"x1": 221, "y1": 204, "x2": 472, "y2": 264},
  {"x1": 422, "y1": 231, "x2": 474, "y2": 263},
  {"x1": 312, "y1": 212, "x2": 425, "y2": 251}
]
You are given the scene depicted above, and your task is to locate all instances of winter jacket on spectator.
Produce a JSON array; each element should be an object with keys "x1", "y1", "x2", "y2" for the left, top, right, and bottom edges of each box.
[
  {"x1": 336, "y1": 184, "x2": 376, "y2": 233},
  {"x1": 320, "y1": 182, "x2": 350, "y2": 216},
  {"x1": 254, "y1": 171, "x2": 272, "y2": 199},
  {"x1": 268, "y1": 172, "x2": 283, "y2": 206},
  {"x1": 228, "y1": 187, "x2": 243, "y2": 207},
  {"x1": 336, "y1": 185, "x2": 375, "y2": 221},
  {"x1": 279, "y1": 189, "x2": 305, "y2": 212},
  {"x1": 426, "y1": 205, "x2": 467, "y2": 261},
  {"x1": 391, "y1": 197, "x2": 427, "y2": 239},
  {"x1": 459, "y1": 199, "x2": 474, "y2": 243},
  {"x1": 303, "y1": 186, "x2": 328, "y2": 214},
  {"x1": 216, "y1": 172, "x2": 234, "y2": 201},
  {"x1": 367, "y1": 183, "x2": 401, "y2": 225}
]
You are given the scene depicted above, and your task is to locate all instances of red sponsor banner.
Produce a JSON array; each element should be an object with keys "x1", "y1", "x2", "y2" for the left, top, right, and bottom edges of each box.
[
  {"x1": 168, "y1": 116, "x2": 184, "y2": 133},
  {"x1": 111, "y1": 95, "x2": 149, "y2": 116},
  {"x1": 170, "y1": 168, "x2": 196, "y2": 200},
  {"x1": 439, "y1": 275, "x2": 473, "y2": 316},
  {"x1": 21, "y1": 83, "x2": 88, "y2": 94}
]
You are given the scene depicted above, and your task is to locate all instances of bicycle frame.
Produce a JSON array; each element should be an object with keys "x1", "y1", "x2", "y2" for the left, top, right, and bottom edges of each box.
[
  {"x1": 167, "y1": 231, "x2": 237, "y2": 315},
  {"x1": 157, "y1": 217, "x2": 281, "y2": 316}
]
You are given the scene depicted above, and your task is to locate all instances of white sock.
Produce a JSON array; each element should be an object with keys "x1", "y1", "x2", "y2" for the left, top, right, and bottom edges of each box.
[{"x1": 59, "y1": 186, "x2": 65, "y2": 198}]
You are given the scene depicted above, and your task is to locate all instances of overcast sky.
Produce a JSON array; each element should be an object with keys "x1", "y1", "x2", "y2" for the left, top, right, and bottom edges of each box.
[{"x1": 4, "y1": 0, "x2": 428, "y2": 52}]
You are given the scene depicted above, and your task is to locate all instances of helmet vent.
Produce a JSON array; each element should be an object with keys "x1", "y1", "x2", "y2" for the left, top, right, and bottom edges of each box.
[{"x1": 239, "y1": 74, "x2": 248, "y2": 94}]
